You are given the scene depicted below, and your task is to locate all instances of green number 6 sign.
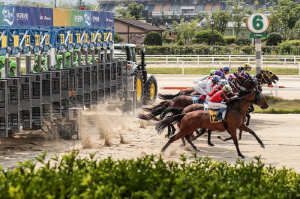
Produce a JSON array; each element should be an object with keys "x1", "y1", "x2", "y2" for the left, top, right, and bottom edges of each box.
[{"x1": 246, "y1": 13, "x2": 270, "y2": 33}]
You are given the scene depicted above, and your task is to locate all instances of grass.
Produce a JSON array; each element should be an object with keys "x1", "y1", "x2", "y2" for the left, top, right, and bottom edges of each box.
[
  {"x1": 147, "y1": 67, "x2": 299, "y2": 75},
  {"x1": 254, "y1": 96, "x2": 300, "y2": 114}
]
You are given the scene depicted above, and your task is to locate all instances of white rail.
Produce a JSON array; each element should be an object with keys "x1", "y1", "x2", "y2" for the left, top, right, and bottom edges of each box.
[{"x1": 136, "y1": 55, "x2": 300, "y2": 68}]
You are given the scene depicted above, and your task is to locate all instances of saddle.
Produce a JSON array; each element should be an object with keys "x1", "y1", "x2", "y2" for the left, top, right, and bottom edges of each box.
[
  {"x1": 192, "y1": 96, "x2": 206, "y2": 104},
  {"x1": 204, "y1": 104, "x2": 226, "y2": 123}
]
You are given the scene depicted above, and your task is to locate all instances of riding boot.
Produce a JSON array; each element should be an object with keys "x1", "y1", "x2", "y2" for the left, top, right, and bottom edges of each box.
[{"x1": 214, "y1": 111, "x2": 222, "y2": 121}]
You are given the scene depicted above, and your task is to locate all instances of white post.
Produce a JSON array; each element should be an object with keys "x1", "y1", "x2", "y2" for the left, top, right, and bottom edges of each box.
[
  {"x1": 248, "y1": 57, "x2": 250, "y2": 64},
  {"x1": 255, "y1": 37, "x2": 261, "y2": 74},
  {"x1": 182, "y1": 62, "x2": 184, "y2": 75},
  {"x1": 294, "y1": 56, "x2": 296, "y2": 65},
  {"x1": 284, "y1": 58, "x2": 286, "y2": 68},
  {"x1": 177, "y1": 57, "x2": 179, "y2": 68},
  {"x1": 229, "y1": 55, "x2": 231, "y2": 67},
  {"x1": 197, "y1": 55, "x2": 199, "y2": 65},
  {"x1": 212, "y1": 57, "x2": 214, "y2": 68},
  {"x1": 166, "y1": 55, "x2": 168, "y2": 64}
]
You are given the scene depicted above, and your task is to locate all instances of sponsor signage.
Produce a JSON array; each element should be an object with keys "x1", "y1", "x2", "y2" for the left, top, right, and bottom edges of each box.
[
  {"x1": 0, "y1": 5, "x2": 113, "y2": 28},
  {"x1": 0, "y1": 5, "x2": 53, "y2": 27}
]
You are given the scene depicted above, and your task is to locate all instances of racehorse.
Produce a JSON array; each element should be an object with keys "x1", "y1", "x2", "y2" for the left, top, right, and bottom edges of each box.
[
  {"x1": 266, "y1": 70, "x2": 279, "y2": 84},
  {"x1": 158, "y1": 87, "x2": 196, "y2": 100},
  {"x1": 156, "y1": 90, "x2": 268, "y2": 158},
  {"x1": 255, "y1": 70, "x2": 272, "y2": 85}
]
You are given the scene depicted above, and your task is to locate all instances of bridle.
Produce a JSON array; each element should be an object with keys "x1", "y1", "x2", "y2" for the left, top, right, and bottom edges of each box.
[{"x1": 236, "y1": 89, "x2": 265, "y2": 108}]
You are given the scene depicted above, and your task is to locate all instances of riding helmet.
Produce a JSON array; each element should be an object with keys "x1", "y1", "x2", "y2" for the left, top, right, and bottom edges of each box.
[
  {"x1": 223, "y1": 85, "x2": 232, "y2": 92},
  {"x1": 244, "y1": 63, "x2": 252, "y2": 70},
  {"x1": 210, "y1": 70, "x2": 216, "y2": 75},
  {"x1": 223, "y1": 66, "x2": 230, "y2": 72},
  {"x1": 212, "y1": 76, "x2": 221, "y2": 83},
  {"x1": 228, "y1": 74, "x2": 236, "y2": 81},
  {"x1": 218, "y1": 79, "x2": 229, "y2": 85},
  {"x1": 238, "y1": 66, "x2": 244, "y2": 72},
  {"x1": 214, "y1": 70, "x2": 224, "y2": 77}
]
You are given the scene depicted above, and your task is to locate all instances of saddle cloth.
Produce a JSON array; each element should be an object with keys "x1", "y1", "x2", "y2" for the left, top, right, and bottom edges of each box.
[
  {"x1": 206, "y1": 106, "x2": 227, "y2": 123},
  {"x1": 192, "y1": 96, "x2": 206, "y2": 104}
]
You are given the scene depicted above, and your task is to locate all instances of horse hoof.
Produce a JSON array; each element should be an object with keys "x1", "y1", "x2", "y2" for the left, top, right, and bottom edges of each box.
[
  {"x1": 217, "y1": 136, "x2": 224, "y2": 141},
  {"x1": 165, "y1": 134, "x2": 169, "y2": 138},
  {"x1": 195, "y1": 149, "x2": 200, "y2": 152},
  {"x1": 208, "y1": 143, "x2": 215, "y2": 147},
  {"x1": 240, "y1": 155, "x2": 245, "y2": 159},
  {"x1": 260, "y1": 143, "x2": 265, "y2": 148}
]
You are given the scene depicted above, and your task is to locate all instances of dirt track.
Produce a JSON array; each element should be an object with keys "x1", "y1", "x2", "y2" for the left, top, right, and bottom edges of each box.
[{"x1": 0, "y1": 75, "x2": 300, "y2": 172}]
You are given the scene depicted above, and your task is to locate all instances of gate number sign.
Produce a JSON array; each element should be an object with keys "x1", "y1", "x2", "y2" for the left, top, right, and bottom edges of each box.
[{"x1": 246, "y1": 13, "x2": 270, "y2": 38}]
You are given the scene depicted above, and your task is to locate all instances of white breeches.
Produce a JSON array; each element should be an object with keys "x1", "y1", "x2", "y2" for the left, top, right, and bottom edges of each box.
[
  {"x1": 207, "y1": 102, "x2": 227, "y2": 110},
  {"x1": 194, "y1": 84, "x2": 207, "y2": 95}
]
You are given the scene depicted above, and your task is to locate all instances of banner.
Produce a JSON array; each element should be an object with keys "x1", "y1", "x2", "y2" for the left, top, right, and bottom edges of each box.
[
  {"x1": 0, "y1": 5, "x2": 113, "y2": 28},
  {"x1": 0, "y1": 5, "x2": 53, "y2": 27}
]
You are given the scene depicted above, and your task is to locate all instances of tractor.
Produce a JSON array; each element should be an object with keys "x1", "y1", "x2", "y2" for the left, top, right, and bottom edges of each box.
[{"x1": 114, "y1": 44, "x2": 157, "y2": 105}]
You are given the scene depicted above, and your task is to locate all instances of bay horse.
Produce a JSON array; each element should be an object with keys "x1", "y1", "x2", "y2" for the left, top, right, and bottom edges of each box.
[
  {"x1": 156, "y1": 90, "x2": 269, "y2": 159},
  {"x1": 266, "y1": 70, "x2": 279, "y2": 84},
  {"x1": 255, "y1": 70, "x2": 272, "y2": 85},
  {"x1": 158, "y1": 87, "x2": 196, "y2": 100}
]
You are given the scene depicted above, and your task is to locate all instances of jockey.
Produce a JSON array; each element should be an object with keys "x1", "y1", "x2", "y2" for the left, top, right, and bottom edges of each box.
[
  {"x1": 228, "y1": 74, "x2": 247, "y2": 93},
  {"x1": 9, "y1": 61, "x2": 17, "y2": 77},
  {"x1": 194, "y1": 75, "x2": 221, "y2": 104},
  {"x1": 33, "y1": 57, "x2": 48, "y2": 73},
  {"x1": 206, "y1": 79, "x2": 228, "y2": 101},
  {"x1": 223, "y1": 66, "x2": 230, "y2": 79},
  {"x1": 199, "y1": 70, "x2": 215, "y2": 81},
  {"x1": 214, "y1": 70, "x2": 224, "y2": 79},
  {"x1": 208, "y1": 85, "x2": 237, "y2": 121}
]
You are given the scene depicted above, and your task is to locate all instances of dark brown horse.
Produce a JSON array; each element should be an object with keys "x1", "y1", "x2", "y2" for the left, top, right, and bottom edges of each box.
[
  {"x1": 266, "y1": 70, "x2": 279, "y2": 84},
  {"x1": 156, "y1": 90, "x2": 268, "y2": 158},
  {"x1": 158, "y1": 87, "x2": 196, "y2": 100},
  {"x1": 255, "y1": 70, "x2": 272, "y2": 85}
]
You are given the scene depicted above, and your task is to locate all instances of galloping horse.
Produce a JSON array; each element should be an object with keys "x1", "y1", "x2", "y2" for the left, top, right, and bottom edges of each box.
[
  {"x1": 266, "y1": 70, "x2": 279, "y2": 84},
  {"x1": 255, "y1": 70, "x2": 272, "y2": 85},
  {"x1": 158, "y1": 87, "x2": 196, "y2": 100},
  {"x1": 156, "y1": 90, "x2": 269, "y2": 158}
]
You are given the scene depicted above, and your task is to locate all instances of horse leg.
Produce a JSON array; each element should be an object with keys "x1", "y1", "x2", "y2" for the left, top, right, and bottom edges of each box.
[
  {"x1": 246, "y1": 112, "x2": 251, "y2": 126},
  {"x1": 170, "y1": 124, "x2": 176, "y2": 136},
  {"x1": 229, "y1": 128, "x2": 245, "y2": 159},
  {"x1": 217, "y1": 135, "x2": 232, "y2": 141},
  {"x1": 181, "y1": 137, "x2": 186, "y2": 146},
  {"x1": 239, "y1": 129, "x2": 243, "y2": 140},
  {"x1": 161, "y1": 131, "x2": 186, "y2": 152},
  {"x1": 191, "y1": 128, "x2": 206, "y2": 141},
  {"x1": 184, "y1": 135, "x2": 200, "y2": 152},
  {"x1": 239, "y1": 125, "x2": 265, "y2": 148},
  {"x1": 165, "y1": 125, "x2": 172, "y2": 138},
  {"x1": 207, "y1": 130, "x2": 214, "y2": 146}
]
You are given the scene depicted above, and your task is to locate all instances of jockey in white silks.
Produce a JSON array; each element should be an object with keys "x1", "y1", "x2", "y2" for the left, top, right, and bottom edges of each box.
[{"x1": 194, "y1": 76, "x2": 221, "y2": 104}]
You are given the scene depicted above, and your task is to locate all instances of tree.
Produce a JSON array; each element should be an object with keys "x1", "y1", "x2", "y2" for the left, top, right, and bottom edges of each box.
[
  {"x1": 226, "y1": 0, "x2": 247, "y2": 39},
  {"x1": 192, "y1": 30, "x2": 225, "y2": 45},
  {"x1": 115, "y1": 3, "x2": 144, "y2": 20},
  {"x1": 11, "y1": 0, "x2": 49, "y2": 7},
  {"x1": 172, "y1": 19, "x2": 199, "y2": 43},
  {"x1": 128, "y1": 3, "x2": 144, "y2": 20},
  {"x1": 195, "y1": 13, "x2": 207, "y2": 22},
  {"x1": 266, "y1": 33, "x2": 283, "y2": 46},
  {"x1": 114, "y1": 33, "x2": 124, "y2": 43},
  {"x1": 144, "y1": 32, "x2": 162, "y2": 46},
  {"x1": 275, "y1": 0, "x2": 300, "y2": 40},
  {"x1": 210, "y1": 11, "x2": 231, "y2": 35}
]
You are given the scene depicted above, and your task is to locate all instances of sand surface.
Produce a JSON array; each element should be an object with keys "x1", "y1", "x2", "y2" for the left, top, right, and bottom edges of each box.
[{"x1": 0, "y1": 74, "x2": 300, "y2": 172}]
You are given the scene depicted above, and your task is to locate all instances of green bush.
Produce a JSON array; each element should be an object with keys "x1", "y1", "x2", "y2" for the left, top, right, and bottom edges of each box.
[
  {"x1": 144, "y1": 31, "x2": 162, "y2": 46},
  {"x1": 266, "y1": 33, "x2": 283, "y2": 46},
  {"x1": 114, "y1": 33, "x2": 124, "y2": 43},
  {"x1": 165, "y1": 38, "x2": 175, "y2": 44},
  {"x1": 224, "y1": 36, "x2": 236, "y2": 44},
  {"x1": 193, "y1": 30, "x2": 225, "y2": 45},
  {"x1": 241, "y1": 46, "x2": 255, "y2": 55},
  {"x1": 289, "y1": 40, "x2": 300, "y2": 46},
  {"x1": 262, "y1": 45, "x2": 275, "y2": 54},
  {"x1": 276, "y1": 41, "x2": 292, "y2": 54},
  {"x1": 1, "y1": 151, "x2": 300, "y2": 198},
  {"x1": 177, "y1": 39, "x2": 184, "y2": 46},
  {"x1": 235, "y1": 38, "x2": 251, "y2": 46}
]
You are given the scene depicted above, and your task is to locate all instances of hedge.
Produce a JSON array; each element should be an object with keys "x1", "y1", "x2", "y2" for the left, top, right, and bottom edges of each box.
[
  {"x1": 137, "y1": 44, "x2": 300, "y2": 55},
  {"x1": 0, "y1": 151, "x2": 299, "y2": 198}
]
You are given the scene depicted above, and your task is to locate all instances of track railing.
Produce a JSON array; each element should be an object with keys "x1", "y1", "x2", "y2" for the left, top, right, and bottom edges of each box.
[{"x1": 136, "y1": 55, "x2": 300, "y2": 69}]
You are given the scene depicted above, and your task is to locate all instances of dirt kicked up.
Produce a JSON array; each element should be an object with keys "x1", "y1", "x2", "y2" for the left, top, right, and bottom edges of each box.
[{"x1": 0, "y1": 75, "x2": 300, "y2": 172}]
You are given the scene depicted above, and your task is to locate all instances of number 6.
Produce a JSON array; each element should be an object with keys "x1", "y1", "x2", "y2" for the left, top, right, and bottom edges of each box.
[{"x1": 253, "y1": 15, "x2": 263, "y2": 30}]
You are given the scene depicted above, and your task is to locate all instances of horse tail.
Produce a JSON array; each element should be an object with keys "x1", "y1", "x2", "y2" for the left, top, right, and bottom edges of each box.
[
  {"x1": 160, "y1": 107, "x2": 184, "y2": 120},
  {"x1": 137, "y1": 113, "x2": 160, "y2": 121},
  {"x1": 143, "y1": 100, "x2": 169, "y2": 112},
  {"x1": 156, "y1": 114, "x2": 186, "y2": 134},
  {"x1": 158, "y1": 92, "x2": 180, "y2": 100},
  {"x1": 151, "y1": 100, "x2": 171, "y2": 115}
]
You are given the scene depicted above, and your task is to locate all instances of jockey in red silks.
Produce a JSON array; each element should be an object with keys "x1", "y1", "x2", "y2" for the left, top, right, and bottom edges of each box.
[
  {"x1": 206, "y1": 79, "x2": 228, "y2": 102},
  {"x1": 208, "y1": 85, "x2": 238, "y2": 121},
  {"x1": 194, "y1": 76, "x2": 220, "y2": 104}
]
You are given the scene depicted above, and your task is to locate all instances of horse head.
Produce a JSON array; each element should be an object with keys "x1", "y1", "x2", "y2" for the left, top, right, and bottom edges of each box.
[
  {"x1": 253, "y1": 89, "x2": 269, "y2": 109},
  {"x1": 267, "y1": 71, "x2": 279, "y2": 84},
  {"x1": 256, "y1": 71, "x2": 272, "y2": 85}
]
